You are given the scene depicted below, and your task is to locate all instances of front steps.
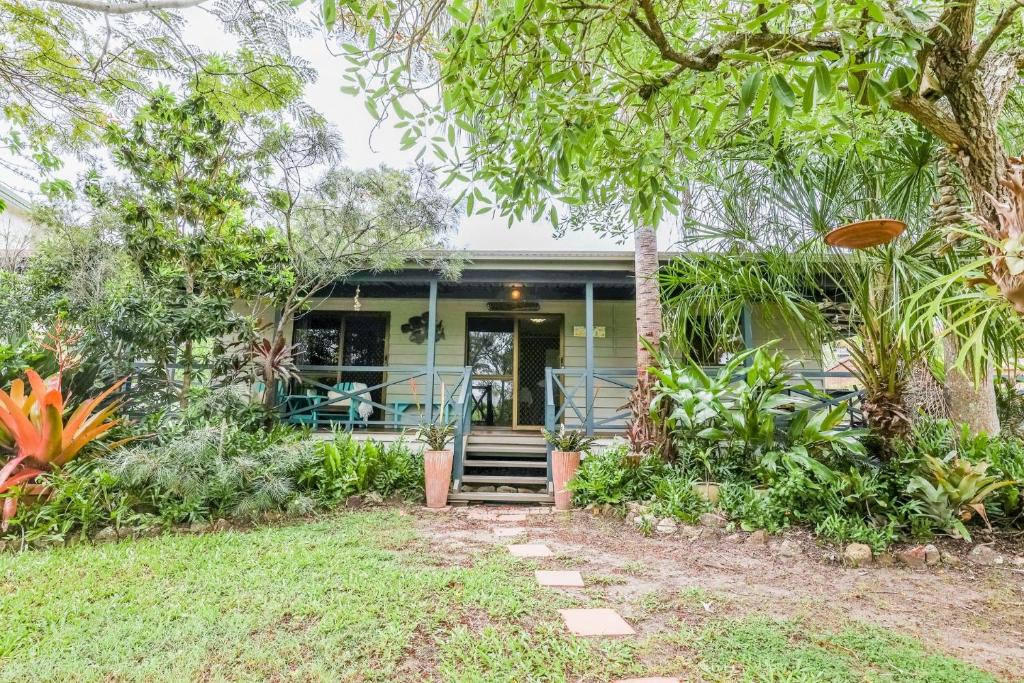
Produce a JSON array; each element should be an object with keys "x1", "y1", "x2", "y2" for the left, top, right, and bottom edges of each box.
[{"x1": 454, "y1": 431, "x2": 553, "y2": 504}]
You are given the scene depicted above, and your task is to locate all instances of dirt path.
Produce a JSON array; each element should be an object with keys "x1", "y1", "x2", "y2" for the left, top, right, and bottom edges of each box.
[{"x1": 413, "y1": 506, "x2": 1024, "y2": 680}]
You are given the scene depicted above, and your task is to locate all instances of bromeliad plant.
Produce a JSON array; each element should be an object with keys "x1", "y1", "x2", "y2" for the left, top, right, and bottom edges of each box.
[
  {"x1": 541, "y1": 425, "x2": 597, "y2": 453},
  {"x1": 906, "y1": 455, "x2": 1016, "y2": 541},
  {"x1": 0, "y1": 370, "x2": 126, "y2": 530},
  {"x1": 416, "y1": 421, "x2": 456, "y2": 451}
]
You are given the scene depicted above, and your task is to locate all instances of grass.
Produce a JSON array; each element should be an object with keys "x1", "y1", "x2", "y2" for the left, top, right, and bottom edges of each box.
[{"x1": 0, "y1": 512, "x2": 1003, "y2": 682}]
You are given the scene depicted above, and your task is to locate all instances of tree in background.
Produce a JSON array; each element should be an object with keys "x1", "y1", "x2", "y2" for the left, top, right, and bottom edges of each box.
[
  {"x1": 0, "y1": 0, "x2": 310, "y2": 183},
  {"x1": 251, "y1": 120, "x2": 459, "y2": 408},
  {"x1": 319, "y1": 0, "x2": 1024, "y2": 434}
]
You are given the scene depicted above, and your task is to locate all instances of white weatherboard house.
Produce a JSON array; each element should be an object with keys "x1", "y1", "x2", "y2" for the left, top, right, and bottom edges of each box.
[{"x1": 269, "y1": 250, "x2": 834, "y2": 504}]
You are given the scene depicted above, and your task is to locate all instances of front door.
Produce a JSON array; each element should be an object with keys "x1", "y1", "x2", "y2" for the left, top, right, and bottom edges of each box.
[{"x1": 466, "y1": 315, "x2": 562, "y2": 429}]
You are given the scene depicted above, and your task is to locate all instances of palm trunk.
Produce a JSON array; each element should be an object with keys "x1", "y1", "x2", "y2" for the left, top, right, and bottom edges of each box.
[
  {"x1": 944, "y1": 336, "x2": 1000, "y2": 435},
  {"x1": 634, "y1": 225, "x2": 662, "y2": 376}
]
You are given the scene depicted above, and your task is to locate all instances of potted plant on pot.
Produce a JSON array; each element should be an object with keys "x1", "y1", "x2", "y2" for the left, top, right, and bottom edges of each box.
[
  {"x1": 541, "y1": 425, "x2": 597, "y2": 510},
  {"x1": 416, "y1": 421, "x2": 456, "y2": 508}
]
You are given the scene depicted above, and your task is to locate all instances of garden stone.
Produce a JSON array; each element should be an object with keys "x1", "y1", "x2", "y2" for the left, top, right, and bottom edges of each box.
[
  {"x1": 497, "y1": 485, "x2": 518, "y2": 494},
  {"x1": 475, "y1": 485, "x2": 496, "y2": 493},
  {"x1": 745, "y1": 530, "x2": 769, "y2": 546},
  {"x1": 345, "y1": 495, "x2": 364, "y2": 508},
  {"x1": 875, "y1": 552, "x2": 895, "y2": 568},
  {"x1": 212, "y1": 519, "x2": 230, "y2": 533},
  {"x1": 386, "y1": 493, "x2": 405, "y2": 506},
  {"x1": 923, "y1": 544, "x2": 940, "y2": 566},
  {"x1": 517, "y1": 488, "x2": 535, "y2": 494},
  {"x1": 724, "y1": 533, "x2": 742, "y2": 544},
  {"x1": 633, "y1": 514, "x2": 656, "y2": 529},
  {"x1": 1011, "y1": 556, "x2": 1024, "y2": 567},
  {"x1": 778, "y1": 540, "x2": 801, "y2": 558},
  {"x1": 699, "y1": 512, "x2": 727, "y2": 528},
  {"x1": 968, "y1": 544, "x2": 1003, "y2": 566},
  {"x1": 94, "y1": 527, "x2": 119, "y2": 542},
  {"x1": 678, "y1": 525, "x2": 702, "y2": 540},
  {"x1": 626, "y1": 501, "x2": 648, "y2": 516},
  {"x1": 941, "y1": 551, "x2": 961, "y2": 567},
  {"x1": 655, "y1": 518, "x2": 678, "y2": 535},
  {"x1": 896, "y1": 546, "x2": 927, "y2": 568},
  {"x1": 843, "y1": 543, "x2": 873, "y2": 567},
  {"x1": 364, "y1": 492, "x2": 385, "y2": 506}
]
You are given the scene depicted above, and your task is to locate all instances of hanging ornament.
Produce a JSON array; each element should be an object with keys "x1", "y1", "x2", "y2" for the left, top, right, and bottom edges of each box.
[{"x1": 353, "y1": 285, "x2": 362, "y2": 311}]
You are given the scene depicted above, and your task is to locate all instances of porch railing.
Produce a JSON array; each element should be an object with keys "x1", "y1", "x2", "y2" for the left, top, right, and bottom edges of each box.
[{"x1": 281, "y1": 364, "x2": 472, "y2": 428}]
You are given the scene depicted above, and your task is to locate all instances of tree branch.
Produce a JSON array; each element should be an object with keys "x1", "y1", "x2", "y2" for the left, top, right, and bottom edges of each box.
[
  {"x1": 628, "y1": 0, "x2": 841, "y2": 98},
  {"x1": 964, "y1": 0, "x2": 1024, "y2": 78},
  {"x1": 40, "y1": 0, "x2": 209, "y2": 14},
  {"x1": 890, "y1": 93, "x2": 971, "y2": 149}
]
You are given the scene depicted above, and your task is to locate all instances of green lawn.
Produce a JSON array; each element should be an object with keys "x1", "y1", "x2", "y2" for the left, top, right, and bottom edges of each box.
[{"x1": 0, "y1": 512, "x2": 1001, "y2": 682}]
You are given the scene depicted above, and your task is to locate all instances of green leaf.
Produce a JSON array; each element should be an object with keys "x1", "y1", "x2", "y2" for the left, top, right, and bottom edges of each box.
[
  {"x1": 769, "y1": 73, "x2": 796, "y2": 110},
  {"x1": 739, "y1": 70, "x2": 763, "y2": 117},
  {"x1": 801, "y1": 74, "x2": 815, "y2": 113},
  {"x1": 322, "y1": 0, "x2": 336, "y2": 29}
]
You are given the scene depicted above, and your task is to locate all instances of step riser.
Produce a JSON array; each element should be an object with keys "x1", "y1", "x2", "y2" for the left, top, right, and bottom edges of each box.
[
  {"x1": 448, "y1": 491, "x2": 554, "y2": 504},
  {"x1": 463, "y1": 460, "x2": 547, "y2": 469},
  {"x1": 465, "y1": 445, "x2": 548, "y2": 455},
  {"x1": 462, "y1": 475, "x2": 547, "y2": 485}
]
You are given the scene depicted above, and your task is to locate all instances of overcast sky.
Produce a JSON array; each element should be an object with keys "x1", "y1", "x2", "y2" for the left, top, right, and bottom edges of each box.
[{"x1": 4, "y1": 6, "x2": 683, "y2": 253}]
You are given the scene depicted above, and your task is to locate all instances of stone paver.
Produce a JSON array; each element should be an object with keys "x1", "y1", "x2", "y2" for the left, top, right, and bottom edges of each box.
[
  {"x1": 559, "y1": 608, "x2": 635, "y2": 636},
  {"x1": 493, "y1": 527, "x2": 527, "y2": 538},
  {"x1": 507, "y1": 543, "x2": 553, "y2": 558},
  {"x1": 535, "y1": 570, "x2": 585, "y2": 587},
  {"x1": 497, "y1": 513, "x2": 527, "y2": 522}
]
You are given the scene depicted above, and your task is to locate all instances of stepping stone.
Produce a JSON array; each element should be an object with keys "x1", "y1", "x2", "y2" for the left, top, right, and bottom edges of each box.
[
  {"x1": 613, "y1": 679, "x2": 680, "y2": 683},
  {"x1": 497, "y1": 513, "x2": 527, "y2": 522},
  {"x1": 493, "y1": 527, "x2": 527, "y2": 538},
  {"x1": 535, "y1": 570, "x2": 585, "y2": 587},
  {"x1": 559, "y1": 608, "x2": 635, "y2": 636},
  {"x1": 507, "y1": 543, "x2": 553, "y2": 558}
]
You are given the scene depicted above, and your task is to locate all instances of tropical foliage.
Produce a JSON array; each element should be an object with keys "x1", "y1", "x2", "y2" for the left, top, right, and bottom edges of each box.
[{"x1": 0, "y1": 370, "x2": 124, "y2": 529}]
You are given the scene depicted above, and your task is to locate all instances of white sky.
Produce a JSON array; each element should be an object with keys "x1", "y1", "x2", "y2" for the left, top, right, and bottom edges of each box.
[{"x1": 3, "y1": 6, "x2": 682, "y2": 253}]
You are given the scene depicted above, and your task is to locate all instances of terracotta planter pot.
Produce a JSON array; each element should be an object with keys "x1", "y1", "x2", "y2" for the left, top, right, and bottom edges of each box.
[
  {"x1": 691, "y1": 481, "x2": 721, "y2": 505},
  {"x1": 423, "y1": 449, "x2": 454, "y2": 508},
  {"x1": 551, "y1": 450, "x2": 581, "y2": 511}
]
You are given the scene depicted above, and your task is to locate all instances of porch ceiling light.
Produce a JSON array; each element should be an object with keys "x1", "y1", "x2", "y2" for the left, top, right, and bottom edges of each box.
[{"x1": 510, "y1": 286, "x2": 523, "y2": 300}]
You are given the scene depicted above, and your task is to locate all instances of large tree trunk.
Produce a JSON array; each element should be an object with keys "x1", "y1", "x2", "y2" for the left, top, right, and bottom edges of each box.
[{"x1": 634, "y1": 225, "x2": 662, "y2": 376}]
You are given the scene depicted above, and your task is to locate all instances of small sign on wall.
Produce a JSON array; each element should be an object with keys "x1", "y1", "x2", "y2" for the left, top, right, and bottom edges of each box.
[{"x1": 573, "y1": 325, "x2": 606, "y2": 338}]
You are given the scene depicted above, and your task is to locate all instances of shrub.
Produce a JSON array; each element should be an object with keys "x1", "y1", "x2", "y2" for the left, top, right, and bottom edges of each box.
[
  {"x1": 302, "y1": 431, "x2": 424, "y2": 503},
  {"x1": 106, "y1": 422, "x2": 318, "y2": 524},
  {"x1": 649, "y1": 473, "x2": 710, "y2": 523},
  {"x1": 568, "y1": 441, "x2": 669, "y2": 506},
  {"x1": 5, "y1": 459, "x2": 145, "y2": 544}
]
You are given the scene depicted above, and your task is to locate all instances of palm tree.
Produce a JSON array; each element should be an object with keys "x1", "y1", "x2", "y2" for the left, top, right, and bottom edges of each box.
[{"x1": 662, "y1": 131, "x2": 1019, "y2": 443}]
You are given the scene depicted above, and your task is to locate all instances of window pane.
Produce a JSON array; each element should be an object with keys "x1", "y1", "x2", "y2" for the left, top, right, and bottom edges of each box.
[{"x1": 467, "y1": 316, "x2": 513, "y2": 376}]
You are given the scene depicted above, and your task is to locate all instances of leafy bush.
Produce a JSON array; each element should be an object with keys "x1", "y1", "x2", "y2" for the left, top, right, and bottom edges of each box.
[
  {"x1": 302, "y1": 431, "x2": 423, "y2": 503},
  {"x1": 906, "y1": 455, "x2": 1014, "y2": 541},
  {"x1": 649, "y1": 473, "x2": 710, "y2": 523},
  {"x1": 568, "y1": 441, "x2": 669, "y2": 506},
  {"x1": 106, "y1": 422, "x2": 319, "y2": 524},
  {"x1": 4, "y1": 459, "x2": 145, "y2": 544}
]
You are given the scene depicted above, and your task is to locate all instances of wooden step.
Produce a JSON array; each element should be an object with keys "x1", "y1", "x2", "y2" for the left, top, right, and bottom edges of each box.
[
  {"x1": 465, "y1": 444, "x2": 548, "y2": 455},
  {"x1": 447, "y1": 491, "x2": 554, "y2": 504},
  {"x1": 463, "y1": 459, "x2": 547, "y2": 469},
  {"x1": 462, "y1": 474, "x2": 548, "y2": 485},
  {"x1": 467, "y1": 433, "x2": 546, "y2": 445}
]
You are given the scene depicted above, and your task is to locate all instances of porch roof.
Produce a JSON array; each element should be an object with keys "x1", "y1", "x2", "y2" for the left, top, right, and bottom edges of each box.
[{"x1": 328, "y1": 250, "x2": 672, "y2": 300}]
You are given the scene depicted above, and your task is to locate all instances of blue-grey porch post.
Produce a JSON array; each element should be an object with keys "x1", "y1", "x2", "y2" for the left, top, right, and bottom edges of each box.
[
  {"x1": 740, "y1": 304, "x2": 754, "y2": 365},
  {"x1": 425, "y1": 279, "x2": 438, "y2": 423},
  {"x1": 585, "y1": 281, "x2": 595, "y2": 435}
]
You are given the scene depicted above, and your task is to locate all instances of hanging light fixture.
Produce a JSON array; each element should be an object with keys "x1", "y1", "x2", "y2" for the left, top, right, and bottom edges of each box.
[{"x1": 353, "y1": 284, "x2": 362, "y2": 311}]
